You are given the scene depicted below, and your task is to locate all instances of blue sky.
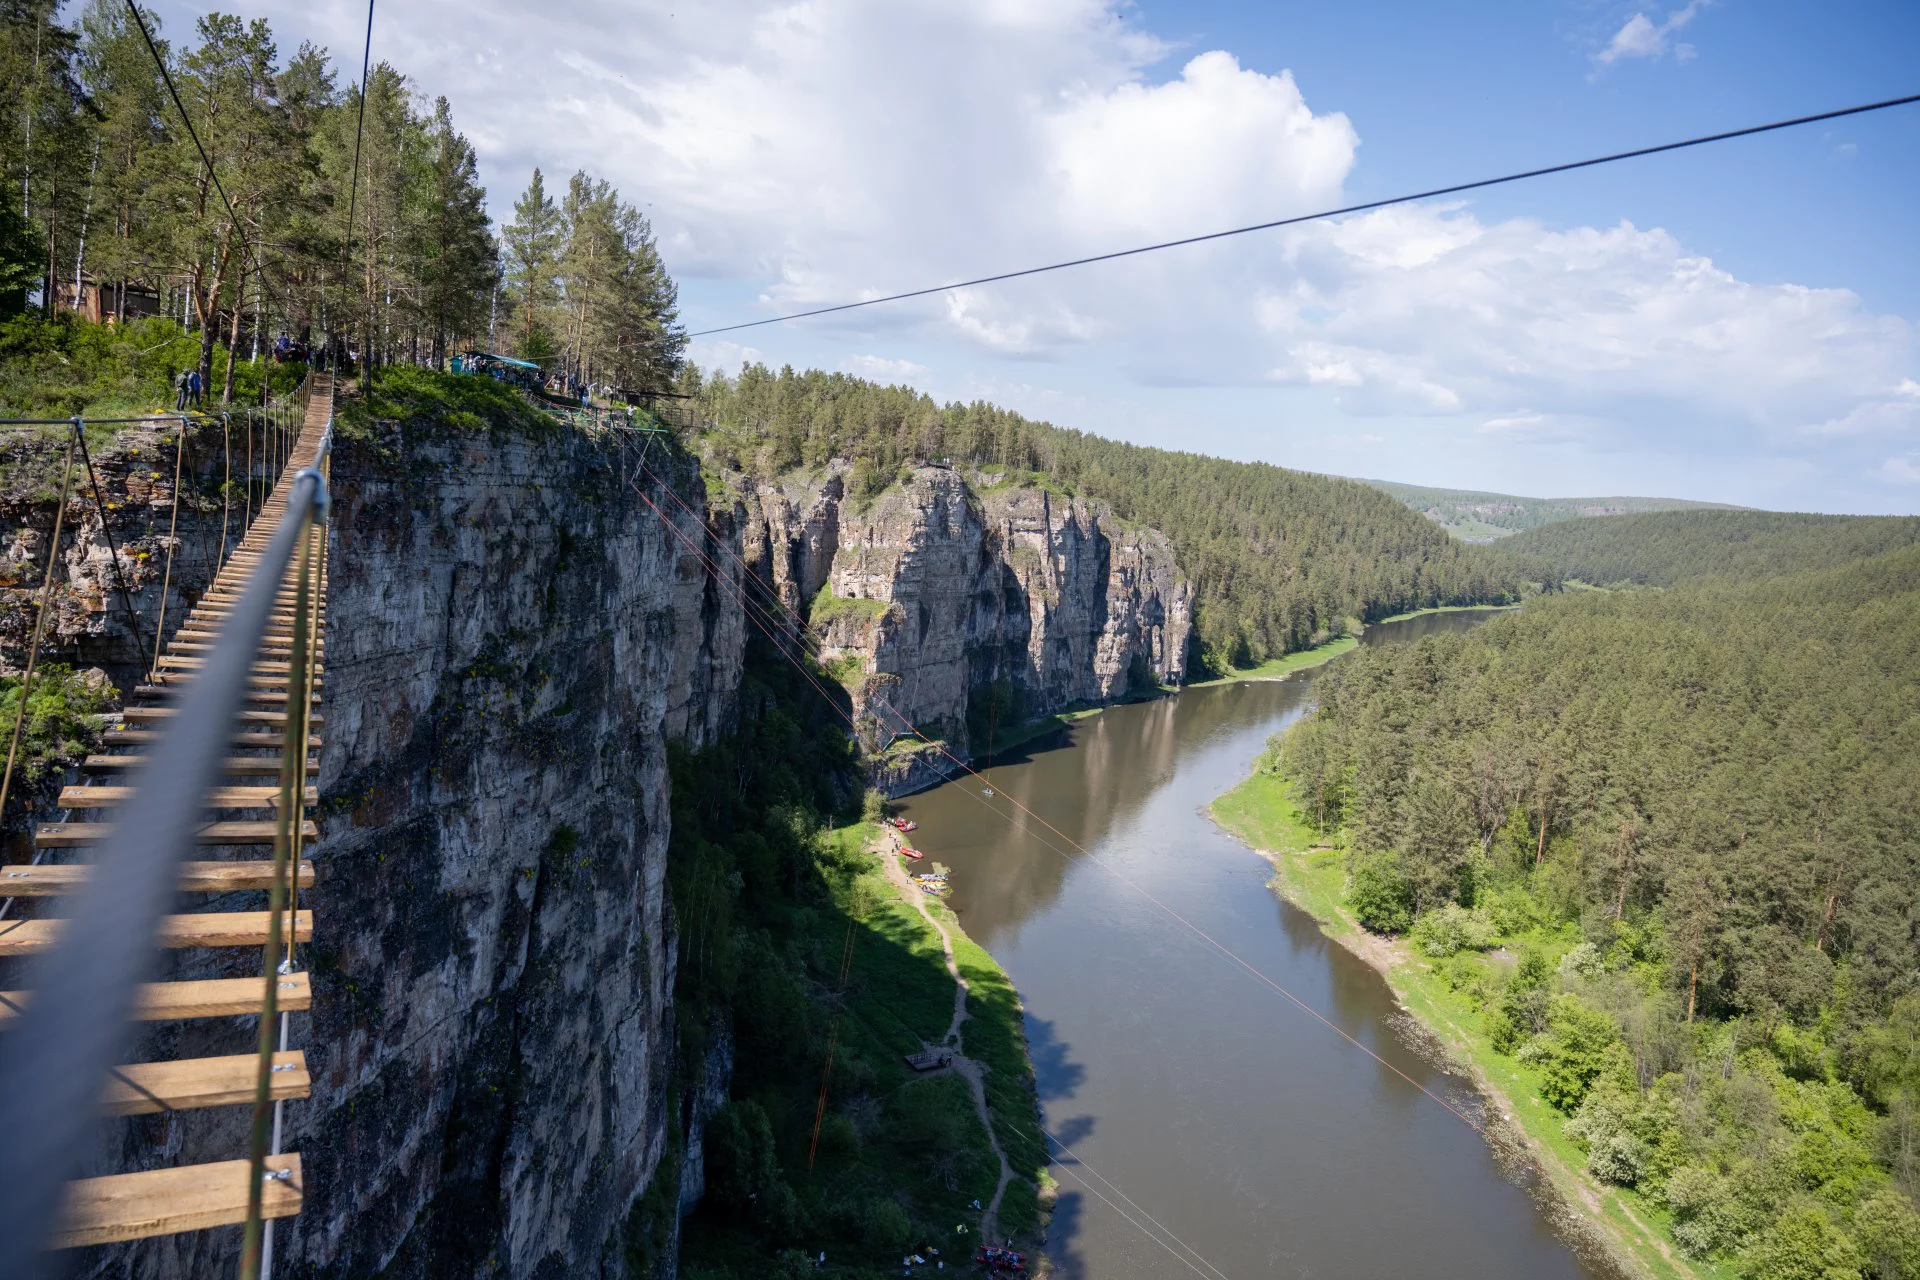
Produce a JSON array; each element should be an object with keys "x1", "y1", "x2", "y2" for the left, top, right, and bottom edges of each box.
[{"x1": 151, "y1": 0, "x2": 1920, "y2": 510}]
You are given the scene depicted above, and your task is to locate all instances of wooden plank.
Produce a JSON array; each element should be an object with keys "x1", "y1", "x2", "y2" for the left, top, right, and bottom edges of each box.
[
  {"x1": 34, "y1": 821, "x2": 317, "y2": 848},
  {"x1": 100, "y1": 1051, "x2": 307, "y2": 1117},
  {"x1": 56, "y1": 785, "x2": 316, "y2": 810},
  {"x1": 83, "y1": 755, "x2": 317, "y2": 776},
  {"x1": 0, "y1": 972, "x2": 310, "y2": 1023},
  {"x1": 146, "y1": 673, "x2": 326, "y2": 691},
  {"x1": 156, "y1": 656, "x2": 326, "y2": 673},
  {"x1": 0, "y1": 859, "x2": 312, "y2": 895},
  {"x1": 131, "y1": 685, "x2": 321, "y2": 704},
  {"x1": 100, "y1": 730, "x2": 321, "y2": 749},
  {"x1": 120, "y1": 708, "x2": 324, "y2": 727},
  {"x1": 0, "y1": 910, "x2": 310, "y2": 956},
  {"x1": 53, "y1": 1153, "x2": 303, "y2": 1249}
]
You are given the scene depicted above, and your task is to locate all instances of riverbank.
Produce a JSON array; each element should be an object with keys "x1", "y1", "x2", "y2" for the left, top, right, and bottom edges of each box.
[
  {"x1": 1371, "y1": 603, "x2": 1518, "y2": 624},
  {"x1": 1207, "y1": 773, "x2": 1719, "y2": 1280},
  {"x1": 856, "y1": 821, "x2": 1053, "y2": 1260}
]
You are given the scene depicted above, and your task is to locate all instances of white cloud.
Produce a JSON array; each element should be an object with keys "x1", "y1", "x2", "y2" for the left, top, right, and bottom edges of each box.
[
  {"x1": 840, "y1": 354, "x2": 930, "y2": 383},
  {"x1": 687, "y1": 340, "x2": 763, "y2": 374},
  {"x1": 1595, "y1": 1, "x2": 1711, "y2": 65},
  {"x1": 1877, "y1": 456, "x2": 1920, "y2": 484},
  {"x1": 183, "y1": 0, "x2": 1913, "y2": 510}
]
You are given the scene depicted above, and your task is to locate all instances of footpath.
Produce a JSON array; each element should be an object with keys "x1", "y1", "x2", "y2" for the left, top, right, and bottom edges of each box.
[{"x1": 873, "y1": 832, "x2": 1016, "y2": 1244}]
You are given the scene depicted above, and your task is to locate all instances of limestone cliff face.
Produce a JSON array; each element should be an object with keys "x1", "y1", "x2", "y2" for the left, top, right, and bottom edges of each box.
[
  {"x1": 274, "y1": 420, "x2": 743, "y2": 1277},
  {"x1": 738, "y1": 463, "x2": 1190, "y2": 793}
]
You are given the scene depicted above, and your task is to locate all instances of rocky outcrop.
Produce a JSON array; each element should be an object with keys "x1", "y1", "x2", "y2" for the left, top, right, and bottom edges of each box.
[
  {"x1": 0, "y1": 416, "x2": 274, "y2": 689},
  {"x1": 736, "y1": 463, "x2": 1189, "y2": 791},
  {"x1": 273, "y1": 421, "x2": 743, "y2": 1277}
]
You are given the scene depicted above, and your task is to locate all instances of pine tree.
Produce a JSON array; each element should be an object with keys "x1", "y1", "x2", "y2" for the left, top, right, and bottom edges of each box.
[
  {"x1": 409, "y1": 97, "x2": 493, "y2": 367},
  {"x1": 502, "y1": 167, "x2": 560, "y2": 364}
]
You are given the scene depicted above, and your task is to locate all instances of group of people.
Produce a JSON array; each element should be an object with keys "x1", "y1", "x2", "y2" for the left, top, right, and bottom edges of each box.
[{"x1": 171, "y1": 368, "x2": 205, "y2": 411}]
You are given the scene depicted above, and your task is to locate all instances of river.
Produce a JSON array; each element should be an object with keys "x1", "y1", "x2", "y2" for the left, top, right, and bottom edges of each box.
[{"x1": 895, "y1": 611, "x2": 1614, "y2": 1280}]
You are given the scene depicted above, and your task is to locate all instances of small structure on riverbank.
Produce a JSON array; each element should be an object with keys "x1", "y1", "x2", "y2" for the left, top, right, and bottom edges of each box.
[{"x1": 904, "y1": 1047, "x2": 952, "y2": 1072}]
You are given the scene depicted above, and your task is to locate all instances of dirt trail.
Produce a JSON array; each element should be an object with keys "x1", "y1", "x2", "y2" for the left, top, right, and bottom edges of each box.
[{"x1": 879, "y1": 836, "x2": 1015, "y2": 1244}]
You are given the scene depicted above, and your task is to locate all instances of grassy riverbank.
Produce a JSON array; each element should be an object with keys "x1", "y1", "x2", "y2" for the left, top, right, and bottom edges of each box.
[
  {"x1": 1370, "y1": 603, "x2": 1518, "y2": 624},
  {"x1": 1208, "y1": 773, "x2": 1726, "y2": 1280},
  {"x1": 1186, "y1": 635, "x2": 1360, "y2": 687}
]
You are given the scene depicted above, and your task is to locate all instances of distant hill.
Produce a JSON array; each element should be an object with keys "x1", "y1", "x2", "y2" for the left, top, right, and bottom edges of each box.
[
  {"x1": 1486, "y1": 509, "x2": 1920, "y2": 586},
  {"x1": 1357, "y1": 478, "x2": 1737, "y2": 543}
]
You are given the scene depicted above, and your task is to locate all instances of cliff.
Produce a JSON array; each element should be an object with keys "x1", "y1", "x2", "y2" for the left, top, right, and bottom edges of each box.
[
  {"x1": 735, "y1": 462, "x2": 1190, "y2": 793},
  {"x1": 279, "y1": 415, "x2": 743, "y2": 1276},
  {"x1": 38, "y1": 403, "x2": 1188, "y2": 1277},
  {"x1": 53, "y1": 406, "x2": 744, "y2": 1279}
]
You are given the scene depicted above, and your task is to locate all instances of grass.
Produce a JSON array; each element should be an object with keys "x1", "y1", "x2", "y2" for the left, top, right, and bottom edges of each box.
[
  {"x1": 1186, "y1": 634, "x2": 1360, "y2": 687},
  {"x1": 803, "y1": 822, "x2": 1047, "y2": 1255},
  {"x1": 1369, "y1": 603, "x2": 1517, "y2": 624},
  {"x1": 1207, "y1": 773, "x2": 1729, "y2": 1280},
  {"x1": 809, "y1": 584, "x2": 893, "y2": 628}
]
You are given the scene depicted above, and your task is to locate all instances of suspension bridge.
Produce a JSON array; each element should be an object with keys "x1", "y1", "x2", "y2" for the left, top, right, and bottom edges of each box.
[{"x1": 0, "y1": 375, "x2": 333, "y2": 1275}]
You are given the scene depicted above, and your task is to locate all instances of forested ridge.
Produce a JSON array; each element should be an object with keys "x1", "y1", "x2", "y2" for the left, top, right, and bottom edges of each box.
[
  {"x1": 1488, "y1": 509, "x2": 1920, "y2": 587},
  {"x1": 1362, "y1": 477, "x2": 1733, "y2": 542},
  {"x1": 0, "y1": 0, "x2": 683, "y2": 413},
  {"x1": 1266, "y1": 544, "x2": 1920, "y2": 1278},
  {"x1": 686, "y1": 363, "x2": 1514, "y2": 669}
]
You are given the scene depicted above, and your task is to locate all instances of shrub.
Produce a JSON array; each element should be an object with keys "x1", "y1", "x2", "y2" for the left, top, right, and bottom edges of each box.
[
  {"x1": 1854, "y1": 1187, "x2": 1920, "y2": 1280},
  {"x1": 1538, "y1": 995, "x2": 1623, "y2": 1112},
  {"x1": 1742, "y1": 1201, "x2": 1865, "y2": 1280},
  {"x1": 1665, "y1": 1165, "x2": 1743, "y2": 1259},
  {"x1": 1347, "y1": 851, "x2": 1413, "y2": 934},
  {"x1": 1411, "y1": 902, "x2": 1494, "y2": 957}
]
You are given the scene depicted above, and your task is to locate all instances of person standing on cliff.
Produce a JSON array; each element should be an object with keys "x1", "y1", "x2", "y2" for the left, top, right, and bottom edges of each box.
[{"x1": 173, "y1": 369, "x2": 188, "y2": 411}]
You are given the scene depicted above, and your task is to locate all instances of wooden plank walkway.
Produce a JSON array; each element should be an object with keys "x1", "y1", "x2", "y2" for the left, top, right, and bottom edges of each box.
[{"x1": 15, "y1": 376, "x2": 334, "y2": 1252}]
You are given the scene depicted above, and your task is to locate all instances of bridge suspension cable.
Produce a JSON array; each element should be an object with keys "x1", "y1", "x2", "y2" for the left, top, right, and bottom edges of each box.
[{"x1": 0, "y1": 384, "x2": 334, "y2": 1276}]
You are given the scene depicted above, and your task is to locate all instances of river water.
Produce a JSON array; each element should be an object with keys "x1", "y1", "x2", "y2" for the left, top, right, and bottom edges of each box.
[{"x1": 895, "y1": 611, "x2": 1612, "y2": 1280}]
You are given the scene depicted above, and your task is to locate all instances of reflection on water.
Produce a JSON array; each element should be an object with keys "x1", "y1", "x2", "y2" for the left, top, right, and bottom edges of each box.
[{"x1": 899, "y1": 611, "x2": 1611, "y2": 1280}]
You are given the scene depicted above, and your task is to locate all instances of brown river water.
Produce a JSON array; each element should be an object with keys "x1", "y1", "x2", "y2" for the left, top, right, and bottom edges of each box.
[{"x1": 895, "y1": 611, "x2": 1618, "y2": 1280}]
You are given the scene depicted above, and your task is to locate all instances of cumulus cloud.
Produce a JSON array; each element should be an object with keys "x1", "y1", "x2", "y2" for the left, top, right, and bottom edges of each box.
[
  {"x1": 192, "y1": 0, "x2": 1913, "y2": 508},
  {"x1": 840, "y1": 354, "x2": 930, "y2": 383},
  {"x1": 1595, "y1": 1, "x2": 1710, "y2": 65},
  {"x1": 1877, "y1": 456, "x2": 1920, "y2": 485}
]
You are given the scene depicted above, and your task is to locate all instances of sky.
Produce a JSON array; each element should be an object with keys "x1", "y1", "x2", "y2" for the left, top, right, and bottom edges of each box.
[{"x1": 149, "y1": 0, "x2": 1920, "y2": 511}]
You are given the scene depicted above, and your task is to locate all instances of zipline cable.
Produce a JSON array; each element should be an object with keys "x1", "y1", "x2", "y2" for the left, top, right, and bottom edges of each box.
[
  {"x1": 341, "y1": 0, "x2": 377, "y2": 376},
  {"x1": 689, "y1": 91, "x2": 1920, "y2": 338}
]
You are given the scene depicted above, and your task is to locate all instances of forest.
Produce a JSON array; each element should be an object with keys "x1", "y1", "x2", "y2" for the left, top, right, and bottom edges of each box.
[
  {"x1": 683, "y1": 362, "x2": 1515, "y2": 670},
  {"x1": 1264, "y1": 541, "x2": 1920, "y2": 1279},
  {"x1": 1488, "y1": 508, "x2": 1920, "y2": 587},
  {"x1": 0, "y1": 0, "x2": 682, "y2": 410}
]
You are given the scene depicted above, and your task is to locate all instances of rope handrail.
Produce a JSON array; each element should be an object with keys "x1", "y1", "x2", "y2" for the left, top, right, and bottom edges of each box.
[{"x1": 0, "y1": 428, "x2": 332, "y2": 1275}]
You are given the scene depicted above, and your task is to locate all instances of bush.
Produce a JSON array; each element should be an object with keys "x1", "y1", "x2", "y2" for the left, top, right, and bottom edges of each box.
[
  {"x1": 1538, "y1": 995, "x2": 1623, "y2": 1112},
  {"x1": 856, "y1": 1196, "x2": 911, "y2": 1251},
  {"x1": 1665, "y1": 1165, "x2": 1743, "y2": 1259},
  {"x1": 1410, "y1": 902, "x2": 1494, "y2": 957},
  {"x1": 1742, "y1": 1201, "x2": 1865, "y2": 1280},
  {"x1": 1854, "y1": 1187, "x2": 1920, "y2": 1280},
  {"x1": 1347, "y1": 851, "x2": 1413, "y2": 934}
]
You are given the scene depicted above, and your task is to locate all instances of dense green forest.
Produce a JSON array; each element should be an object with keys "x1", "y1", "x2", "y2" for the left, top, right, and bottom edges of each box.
[
  {"x1": 634, "y1": 645, "x2": 1043, "y2": 1279},
  {"x1": 1265, "y1": 545, "x2": 1920, "y2": 1279},
  {"x1": 1489, "y1": 509, "x2": 1920, "y2": 587},
  {"x1": 1362, "y1": 478, "x2": 1734, "y2": 543},
  {"x1": 0, "y1": 0, "x2": 681, "y2": 405},
  {"x1": 684, "y1": 363, "x2": 1514, "y2": 669}
]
